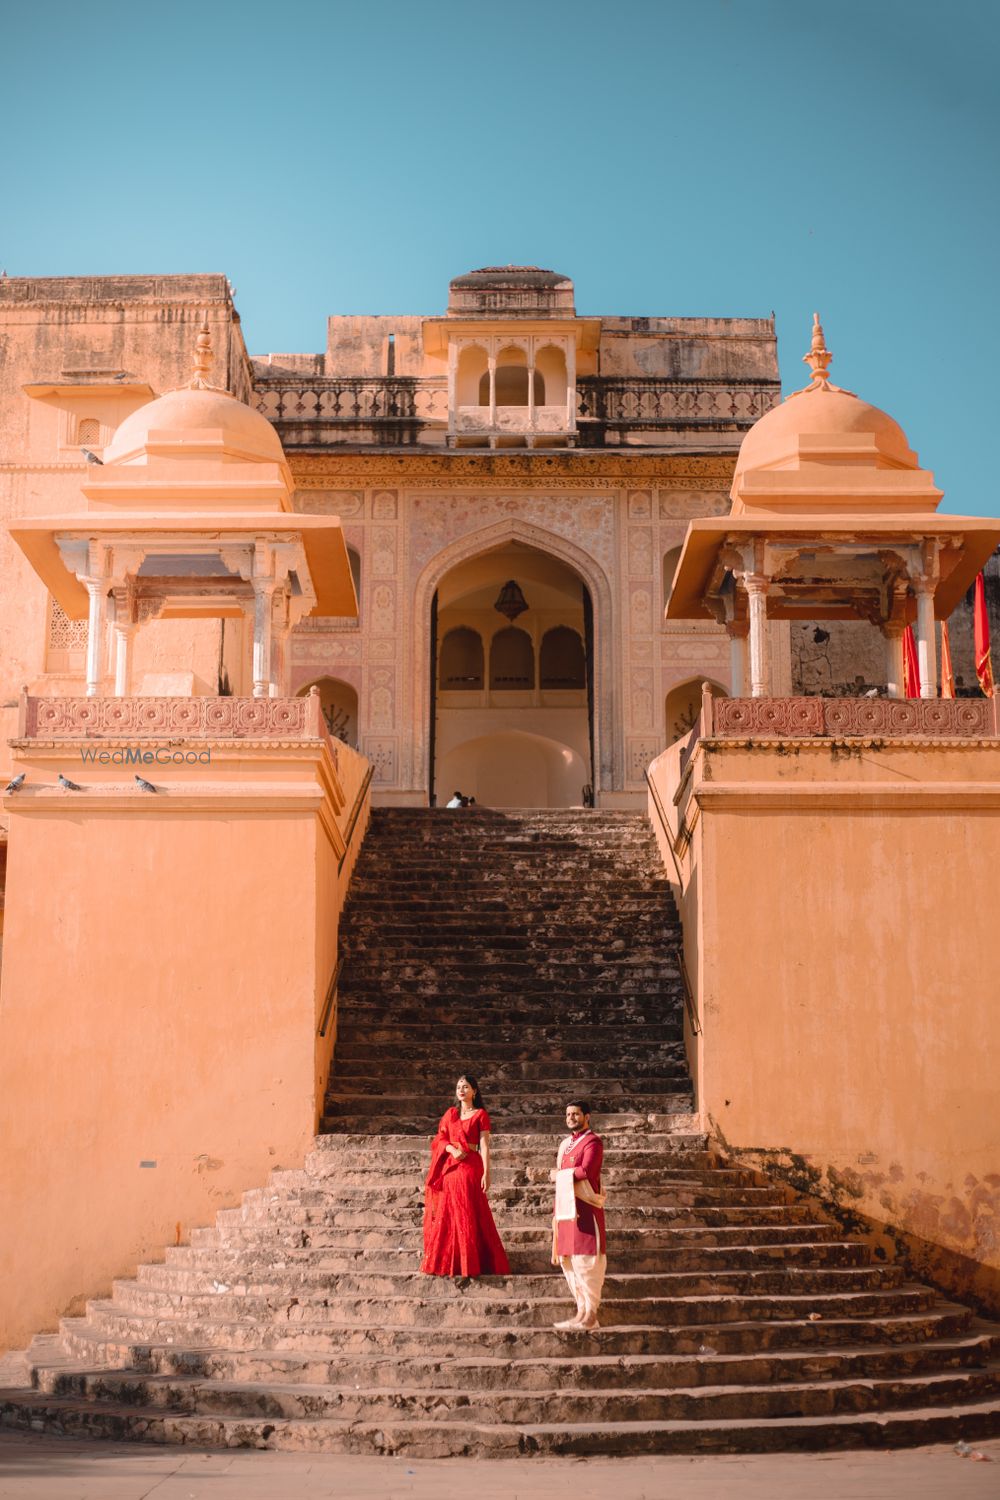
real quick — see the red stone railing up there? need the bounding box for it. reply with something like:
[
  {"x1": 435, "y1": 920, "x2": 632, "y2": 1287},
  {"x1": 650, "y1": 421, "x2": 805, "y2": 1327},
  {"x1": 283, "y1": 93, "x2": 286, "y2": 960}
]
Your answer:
[
  {"x1": 19, "y1": 695, "x2": 326, "y2": 740},
  {"x1": 711, "y1": 696, "x2": 998, "y2": 739}
]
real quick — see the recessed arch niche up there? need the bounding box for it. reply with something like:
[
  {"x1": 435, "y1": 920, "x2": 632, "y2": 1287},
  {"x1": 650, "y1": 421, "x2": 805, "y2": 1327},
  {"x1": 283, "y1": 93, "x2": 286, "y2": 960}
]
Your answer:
[
  {"x1": 664, "y1": 677, "x2": 727, "y2": 746},
  {"x1": 297, "y1": 676, "x2": 359, "y2": 747}
]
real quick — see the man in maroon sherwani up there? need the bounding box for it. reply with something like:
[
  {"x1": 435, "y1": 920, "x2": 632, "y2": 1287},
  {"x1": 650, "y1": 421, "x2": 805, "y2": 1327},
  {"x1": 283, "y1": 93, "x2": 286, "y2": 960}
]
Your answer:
[{"x1": 550, "y1": 1099, "x2": 606, "y2": 1330}]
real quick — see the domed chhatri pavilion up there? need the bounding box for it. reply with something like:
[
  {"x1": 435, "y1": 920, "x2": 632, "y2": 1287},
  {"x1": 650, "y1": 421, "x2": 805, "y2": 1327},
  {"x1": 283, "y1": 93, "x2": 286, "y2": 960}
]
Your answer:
[{"x1": 1, "y1": 270, "x2": 999, "y2": 1456}]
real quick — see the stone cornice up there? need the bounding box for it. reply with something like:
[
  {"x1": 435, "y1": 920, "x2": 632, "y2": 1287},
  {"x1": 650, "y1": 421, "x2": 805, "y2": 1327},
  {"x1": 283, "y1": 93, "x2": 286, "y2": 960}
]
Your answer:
[{"x1": 288, "y1": 453, "x2": 736, "y2": 487}]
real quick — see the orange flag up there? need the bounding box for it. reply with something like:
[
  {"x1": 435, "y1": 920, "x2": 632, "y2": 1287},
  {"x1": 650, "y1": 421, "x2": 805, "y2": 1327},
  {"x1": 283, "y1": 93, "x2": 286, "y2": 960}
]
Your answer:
[
  {"x1": 902, "y1": 625, "x2": 921, "y2": 698},
  {"x1": 974, "y1": 573, "x2": 994, "y2": 697},
  {"x1": 939, "y1": 619, "x2": 955, "y2": 698}
]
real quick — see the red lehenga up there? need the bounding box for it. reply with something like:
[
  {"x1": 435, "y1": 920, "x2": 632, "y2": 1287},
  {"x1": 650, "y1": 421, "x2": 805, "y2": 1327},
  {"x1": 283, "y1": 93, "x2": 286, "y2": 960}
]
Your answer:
[{"x1": 421, "y1": 1107, "x2": 510, "y2": 1276}]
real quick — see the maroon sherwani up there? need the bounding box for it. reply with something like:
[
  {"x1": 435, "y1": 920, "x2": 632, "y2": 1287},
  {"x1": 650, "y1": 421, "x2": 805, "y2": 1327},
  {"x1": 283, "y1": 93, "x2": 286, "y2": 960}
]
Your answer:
[{"x1": 556, "y1": 1128, "x2": 605, "y2": 1256}]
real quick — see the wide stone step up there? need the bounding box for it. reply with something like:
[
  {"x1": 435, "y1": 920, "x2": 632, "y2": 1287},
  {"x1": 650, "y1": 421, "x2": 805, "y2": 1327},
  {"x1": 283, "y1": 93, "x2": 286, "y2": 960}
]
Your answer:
[
  {"x1": 128, "y1": 1264, "x2": 898, "y2": 1303},
  {"x1": 32, "y1": 1331, "x2": 1000, "y2": 1395},
  {"x1": 60, "y1": 1305, "x2": 978, "y2": 1361},
  {"x1": 324, "y1": 1076, "x2": 691, "y2": 1100},
  {"x1": 245, "y1": 1183, "x2": 791, "y2": 1212},
  {"x1": 333, "y1": 1024, "x2": 685, "y2": 1047},
  {"x1": 7, "y1": 1386, "x2": 1000, "y2": 1456},
  {"x1": 329, "y1": 1051, "x2": 690, "y2": 1077},
  {"x1": 319, "y1": 1112, "x2": 695, "y2": 1135},
  {"x1": 307, "y1": 1130, "x2": 708, "y2": 1155},
  {"x1": 93, "y1": 1286, "x2": 939, "y2": 1330},
  {"x1": 147, "y1": 1241, "x2": 872, "y2": 1287},
  {"x1": 295, "y1": 1162, "x2": 749, "y2": 1187},
  {"x1": 26, "y1": 1362, "x2": 1000, "y2": 1429},
  {"x1": 321, "y1": 1096, "x2": 696, "y2": 1122}
]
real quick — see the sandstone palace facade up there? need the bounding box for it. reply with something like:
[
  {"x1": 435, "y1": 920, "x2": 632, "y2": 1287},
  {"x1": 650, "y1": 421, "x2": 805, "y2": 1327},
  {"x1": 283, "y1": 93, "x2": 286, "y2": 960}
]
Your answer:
[{"x1": 0, "y1": 266, "x2": 785, "y2": 807}]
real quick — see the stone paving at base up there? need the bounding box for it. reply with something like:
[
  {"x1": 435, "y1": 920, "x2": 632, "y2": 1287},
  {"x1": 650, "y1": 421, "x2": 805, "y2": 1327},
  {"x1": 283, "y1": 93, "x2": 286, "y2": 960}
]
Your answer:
[{"x1": 1, "y1": 1433, "x2": 999, "y2": 1500}]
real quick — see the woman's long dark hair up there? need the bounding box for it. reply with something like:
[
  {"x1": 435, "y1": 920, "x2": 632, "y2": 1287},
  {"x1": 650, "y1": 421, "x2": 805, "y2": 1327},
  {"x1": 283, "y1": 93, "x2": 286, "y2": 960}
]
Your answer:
[{"x1": 453, "y1": 1072, "x2": 484, "y2": 1111}]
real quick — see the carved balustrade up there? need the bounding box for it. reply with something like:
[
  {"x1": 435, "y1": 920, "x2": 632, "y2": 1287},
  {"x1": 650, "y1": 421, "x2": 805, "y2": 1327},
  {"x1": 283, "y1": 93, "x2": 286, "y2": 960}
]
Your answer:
[
  {"x1": 19, "y1": 695, "x2": 330, "y2": 742},
  {"x1": 710, "y1": 696, "x2": 997, "y2": 739}
]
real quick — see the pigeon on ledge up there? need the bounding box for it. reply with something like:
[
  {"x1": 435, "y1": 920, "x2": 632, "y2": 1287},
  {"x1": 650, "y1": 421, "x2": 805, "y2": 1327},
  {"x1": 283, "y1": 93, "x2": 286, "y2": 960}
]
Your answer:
[
  {"x1": 81, "y1": 449, "x2": 103, "y2": 465},
  {"x1": 135, "y1": 775, "x2": 159, "y2": 793},
  {"x1": 57, "y1": 773, "x2": 83, "y2": 790},
  {"x1": 4, "y1": 772, "x2": 25, "y2": 793}
]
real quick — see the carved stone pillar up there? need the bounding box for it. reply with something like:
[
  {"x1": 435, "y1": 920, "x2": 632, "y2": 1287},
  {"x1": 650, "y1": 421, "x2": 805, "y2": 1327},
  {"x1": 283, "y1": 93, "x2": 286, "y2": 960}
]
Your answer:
[
  {"x1": 527, "y1": 344, "x2": 536, "y2": 431},
  {"x1": 725, "y1": 620, "x2": 749, "y2": 697},
  {"x1": 565, "y1": 339, "x2": 576, "y2": 436},
  {"x1": 82, "y1": 577, "x2": 107, "y2": 698},
  {"x1": 743, "y1": 574, "x2": 771, "y2": 698},
  {"x1": 488, "y1": 353, "x2": 497, "y2": 428},
  {"x1": 915, "y1": 579, "x2": 938, "y2": 698},
  {"x1": 252, "y1": 579, "x2": 277, "y2": 698},
  {"x1": 110, "y1": 581, "x2": 138, "y2": 697},
  {"x1": 883, "y1": 621, "x2": 905, "y2": 699}
]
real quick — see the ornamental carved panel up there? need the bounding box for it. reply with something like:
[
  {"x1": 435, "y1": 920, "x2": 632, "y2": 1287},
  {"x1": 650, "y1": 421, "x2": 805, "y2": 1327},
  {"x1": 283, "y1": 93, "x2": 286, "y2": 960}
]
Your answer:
[
  {"x1": 25, "y1": 696, "x2": 313, "y2": 739},
  {"x1": 713, "y1": 696, "x2": 993, "y2": 739}
]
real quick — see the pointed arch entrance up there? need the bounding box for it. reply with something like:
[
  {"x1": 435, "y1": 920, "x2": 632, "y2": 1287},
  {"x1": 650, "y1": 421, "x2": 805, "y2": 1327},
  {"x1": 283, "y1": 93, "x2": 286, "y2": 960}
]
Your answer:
[{"x1": 413, "y1": 525, "x2": 614, "y2": 807}]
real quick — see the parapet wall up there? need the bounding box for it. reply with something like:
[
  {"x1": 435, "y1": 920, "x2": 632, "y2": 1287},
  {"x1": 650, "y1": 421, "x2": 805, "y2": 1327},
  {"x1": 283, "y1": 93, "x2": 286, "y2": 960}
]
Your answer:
[
  {"x1": 649, "y1": 704, "x2": 1000, "y2": 1312},
  {"x1": 0, "y1": 702, "x2": 371, "y2": 1352}
]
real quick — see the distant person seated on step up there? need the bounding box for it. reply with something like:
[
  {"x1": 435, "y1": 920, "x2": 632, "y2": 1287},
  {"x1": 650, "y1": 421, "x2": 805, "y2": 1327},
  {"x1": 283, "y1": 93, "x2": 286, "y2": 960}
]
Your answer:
[{"x1": 445, "y1": 790, "x2": 465, "y2": 808}]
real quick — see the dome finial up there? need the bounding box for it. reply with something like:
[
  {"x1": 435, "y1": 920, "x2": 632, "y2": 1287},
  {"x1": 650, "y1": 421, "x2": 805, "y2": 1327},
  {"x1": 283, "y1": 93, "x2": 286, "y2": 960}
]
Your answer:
[
  {"x1": 189, "y1": 320, "x2": 215, "y2": 389},
  {"x1": 789, "y1": 311, "x2": 854, "y2": 400}
]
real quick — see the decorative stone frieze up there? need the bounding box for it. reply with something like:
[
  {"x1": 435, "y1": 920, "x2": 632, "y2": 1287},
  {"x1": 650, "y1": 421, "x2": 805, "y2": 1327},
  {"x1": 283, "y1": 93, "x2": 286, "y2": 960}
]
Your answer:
[{"x1": 713, "y1": 696, "x2": 995, "y2": 739}]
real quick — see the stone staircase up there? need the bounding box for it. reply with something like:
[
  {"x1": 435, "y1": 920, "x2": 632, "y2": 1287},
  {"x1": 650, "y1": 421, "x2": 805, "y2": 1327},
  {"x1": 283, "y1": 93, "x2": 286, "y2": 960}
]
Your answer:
[{"x1": 2, "y1": 807, "x2": 1000, "y2": 1455}]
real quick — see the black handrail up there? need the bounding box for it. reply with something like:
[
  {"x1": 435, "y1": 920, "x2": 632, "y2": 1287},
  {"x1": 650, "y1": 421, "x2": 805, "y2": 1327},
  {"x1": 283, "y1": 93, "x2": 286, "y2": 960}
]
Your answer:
[
  {"x1": 674, "y1": 945, "x2": 702, "y2": 1037},
  {"x1": 643, "y1": 766, "x2": 684, "y2": 886},
  {"x1": 337, "y1": 764, "x2": 374, "y2": 876},
  {"x1": 318, "y1": 956, "x2": 344, "y2": 1040}
]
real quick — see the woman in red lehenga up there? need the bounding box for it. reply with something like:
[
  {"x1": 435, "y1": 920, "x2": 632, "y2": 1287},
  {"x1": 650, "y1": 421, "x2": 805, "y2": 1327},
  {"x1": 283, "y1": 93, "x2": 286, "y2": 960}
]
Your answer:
[{"x1": 421, "y1": 1074, "x2": 510, "y2": 1277}]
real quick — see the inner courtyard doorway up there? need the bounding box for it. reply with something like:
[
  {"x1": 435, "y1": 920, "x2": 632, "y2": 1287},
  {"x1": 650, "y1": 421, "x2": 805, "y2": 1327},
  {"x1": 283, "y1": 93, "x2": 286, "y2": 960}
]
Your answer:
[{"x1": 429, "y1": 541, "x2": 594, "y2": 807}]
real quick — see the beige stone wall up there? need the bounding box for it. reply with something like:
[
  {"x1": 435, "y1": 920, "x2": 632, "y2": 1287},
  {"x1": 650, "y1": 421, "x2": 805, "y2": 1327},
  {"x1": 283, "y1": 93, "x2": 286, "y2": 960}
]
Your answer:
[
  {"x1": 286, "y1": 459, "x2": 740, "y2": 804},
  {"x1": 650, "y1": 735, "x2": 1000, "y2": 1311},
  {"x1": 0, "y1": 277, "x2": 253, "y2": 783}
]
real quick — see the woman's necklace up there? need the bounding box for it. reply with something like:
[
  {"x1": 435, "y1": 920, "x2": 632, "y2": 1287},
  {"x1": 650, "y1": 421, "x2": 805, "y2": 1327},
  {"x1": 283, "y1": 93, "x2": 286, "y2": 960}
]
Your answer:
[{"x1": 459, "y1": 1106, "x2": 476, "y2": 1118}]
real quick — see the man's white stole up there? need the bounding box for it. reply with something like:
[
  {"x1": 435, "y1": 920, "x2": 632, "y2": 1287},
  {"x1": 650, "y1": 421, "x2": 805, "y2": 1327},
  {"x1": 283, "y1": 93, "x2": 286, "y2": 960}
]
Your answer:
[{"x1": 554, "y1": 1129, "x2": 605, "y2": 1221}]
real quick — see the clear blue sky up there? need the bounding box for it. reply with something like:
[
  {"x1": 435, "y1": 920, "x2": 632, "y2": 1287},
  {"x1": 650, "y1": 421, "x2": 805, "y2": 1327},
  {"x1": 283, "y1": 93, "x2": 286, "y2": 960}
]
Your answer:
[{"x1": 4, "y1": 0, "x2": 997, "y2": 514}]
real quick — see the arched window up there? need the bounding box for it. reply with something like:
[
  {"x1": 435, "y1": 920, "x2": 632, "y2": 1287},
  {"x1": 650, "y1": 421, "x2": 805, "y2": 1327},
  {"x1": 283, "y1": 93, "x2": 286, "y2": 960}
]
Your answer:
[
  {"x1": 540, "y1": 626, "x2": 586, "y2": 688},
  {"x1": 78, "y1": 417, "x2": 100, "y2": 447},
  {"x1": 457, "y1": 345, "x2": 489, "y2": 406},
  {"x1": 480, "y1": 346, "x2": 543, "y2": 408},
  {"x1": 490, "y1": 626, "x2": 534, "y2": 689},
  {"x1": 440, "y1": 627, "x2": 484, "y2": 689},
  {"x1": 298, "y1": 677, "x2": 359, "y2": 747},
  {"x1": 662, "y1": 545, "x2": 683, "y2": 605},
  {"x1": 534, "y1": 345, "x2": 568, "y2": 406}
]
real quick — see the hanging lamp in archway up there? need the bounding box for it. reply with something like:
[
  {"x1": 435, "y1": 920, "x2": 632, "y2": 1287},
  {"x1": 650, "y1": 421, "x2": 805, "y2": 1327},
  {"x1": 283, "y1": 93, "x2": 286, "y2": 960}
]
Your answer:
[{"x1": 494, "y1": 579, "x2": 528, "y2": 621}]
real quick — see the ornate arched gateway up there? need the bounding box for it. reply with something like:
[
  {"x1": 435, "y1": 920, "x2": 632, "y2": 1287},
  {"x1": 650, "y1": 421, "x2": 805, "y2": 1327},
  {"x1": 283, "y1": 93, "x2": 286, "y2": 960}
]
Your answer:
[{"x1": 408, "y1": 519, "x2": 620, "y2": 804}]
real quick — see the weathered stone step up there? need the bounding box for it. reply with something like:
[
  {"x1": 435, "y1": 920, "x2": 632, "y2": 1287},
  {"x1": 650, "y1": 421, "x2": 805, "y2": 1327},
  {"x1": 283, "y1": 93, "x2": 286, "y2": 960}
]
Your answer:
[
  {"x1": 307, "y1": 1130, "x2": 708, "y2": 1155},
  {"x1": 60, "y1": 1306, "x2": 978, "y2": 1362},
  {"x1": 96, "y1": 1286, "x2": 939, "y2": 1330},
  {"x1": 330, "y1": 1049, "x2": 690, "y2": 1076},
  {"x1": 27, "y1": 1363, "x2": 1000, "y2": 1427},
  {"x1": 324, "y1": 1077, "x2": 691, "y2": 1100},
  {"x1": 149, "y1": 1241, "x2": 871, "y2": 1286},
  {"x1": 319, "y1": 1111, "x2": 695, "y2": 1136},
  {"x1": 243, "y1": 1183, "x2": 791, "y2": 1212},
  {"x1": 322, "y1": 1094, "x2": 696, "y2": 1120},
  {"x1": 7, "y1": 1387, "x2": 1000, "y2": 1455},
  {"x1": 295, "y1": 1162, "x2": 748, "y2": 1187},
  {"x1": 333, "y1": 1024, "x2": 685, "y2": 1047},
  {"x1": 130, "y1": 1263, "x2": 897, "y2": 1302},
  {"x1": 47, "y1": 1332, "x2": 999, "y2": 1394}
]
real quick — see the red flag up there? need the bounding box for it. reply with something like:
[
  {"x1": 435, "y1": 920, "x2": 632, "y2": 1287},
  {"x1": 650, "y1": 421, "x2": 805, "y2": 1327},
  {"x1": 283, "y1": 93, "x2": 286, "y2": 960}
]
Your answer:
[
  {"x1": 939, "y1": 620, "x2": 955, "y2": 698},
  {"x1": 902, "y1": 625, "x2": 921, "y2": 698},
  {"x1": 974, "y1": 572, "x2": 994, "y2": 698}
]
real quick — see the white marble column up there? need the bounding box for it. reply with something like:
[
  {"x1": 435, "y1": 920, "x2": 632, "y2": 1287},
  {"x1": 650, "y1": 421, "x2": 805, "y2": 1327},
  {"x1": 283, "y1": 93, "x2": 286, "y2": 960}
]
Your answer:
[
  {"x1": 743, "y1": 574, "x2": 771, "y2": 698},
  {"x1": 565, "y1": 340, "x2": 576, "y2": 436},
  {"x1": 527, "y1": 344, "x2": 536, "y2": 435},
  {"x1": 83, "y1": 578, "x2": 106, "y2": 697},
  {"x1": 726, "y1": 623, "x2": 749, "y2": 697},
  {"x1": 112, "y1": 621, "x2": 135, "y2": 696},
  {"x1": 883, "y1": 623, "x2": 905, "y2": 699},
  {"x1": 252, "y1": 579, "x2": 277, "y2": 698},
  {"x1": 915, "y1": 580, "x2": 938, "y2": 698},
  {"x1": 488, "y1": 352, "x2": 497, "y2": 428}
]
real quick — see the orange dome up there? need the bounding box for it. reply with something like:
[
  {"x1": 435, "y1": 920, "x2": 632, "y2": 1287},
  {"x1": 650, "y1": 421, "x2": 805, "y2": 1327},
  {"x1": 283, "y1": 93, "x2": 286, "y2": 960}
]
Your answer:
[
  {"x1": 734, "y1": 384, "x2": 917, "y2": 478},
  {"x1": 734, "y1": 314, "x2": 918, "y2": 486},
  {"x1": 104, "y1": 323, "x2": 285, "y2": 468},
  {"x1": 104, "y1": 384, "x2": 285, "y2": 466}
]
